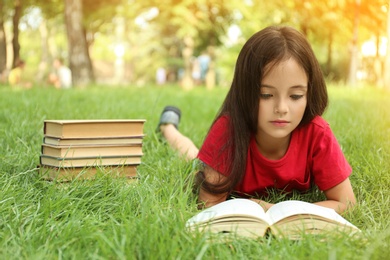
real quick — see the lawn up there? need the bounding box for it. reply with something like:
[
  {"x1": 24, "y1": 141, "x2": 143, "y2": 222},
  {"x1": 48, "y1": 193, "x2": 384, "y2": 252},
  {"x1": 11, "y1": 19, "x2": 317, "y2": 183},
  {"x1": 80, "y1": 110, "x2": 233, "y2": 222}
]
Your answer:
[{"x1": 0, "y1": 84, "x2": 389, "y2": 259}]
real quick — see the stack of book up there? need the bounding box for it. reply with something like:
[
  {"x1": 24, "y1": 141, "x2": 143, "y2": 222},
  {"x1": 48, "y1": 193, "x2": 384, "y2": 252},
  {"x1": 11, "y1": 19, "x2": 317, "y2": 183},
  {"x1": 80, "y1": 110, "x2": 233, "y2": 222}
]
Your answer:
[{"x1": 39, "y1": 119, "x2": 146, "y2": 181}]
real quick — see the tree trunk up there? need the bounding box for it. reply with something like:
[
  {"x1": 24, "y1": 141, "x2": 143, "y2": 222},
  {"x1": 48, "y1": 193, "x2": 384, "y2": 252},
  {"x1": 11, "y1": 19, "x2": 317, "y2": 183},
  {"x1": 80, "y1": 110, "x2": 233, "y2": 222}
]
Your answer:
[
  {"x1": 0, "y1": 0, "x2": 7, "y2": 75},
  {"x1": 37, "y1": 19, "x2": 50, "y2": 82},
  {"x1": 326, "y1": 32, "x2": 333, "y2": 78},
  {"x1": 83, "y1": 28, "x2": 94, "y2": 81},
  {"x1": 114, "y1": 16, "x2": 125, "y2": 84},
  {"x1": 384, "y1": 0, "x2": 390, "y2": 89},
  {"x1": 12, "y1": 0, "x2": 22, "y2": 68},
  {"x1": 347, "y1": 0, "x2": 360, "y2": 87},
  {"x1": 64, "y1": 0, "x2": 94, "y2": 86},
  {"x1": 181, "y1": 36, "x2": 194, "y2": 90},
  {"x1": 374, "y1": 34, "x2": 382, "y2": 87},
  {"x1": 205, "y1": 46, "x2": 215, "y2": 90}
]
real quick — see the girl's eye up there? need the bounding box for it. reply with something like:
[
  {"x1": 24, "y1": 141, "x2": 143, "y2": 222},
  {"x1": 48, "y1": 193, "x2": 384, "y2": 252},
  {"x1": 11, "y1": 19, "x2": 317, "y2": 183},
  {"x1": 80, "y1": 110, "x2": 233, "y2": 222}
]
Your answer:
[
  {"x1": 260, "y1": 94, "x2": 273, "y2": 99},
  {"x1": 290, "y1": 95, "x2": 304, "y2": 100}
]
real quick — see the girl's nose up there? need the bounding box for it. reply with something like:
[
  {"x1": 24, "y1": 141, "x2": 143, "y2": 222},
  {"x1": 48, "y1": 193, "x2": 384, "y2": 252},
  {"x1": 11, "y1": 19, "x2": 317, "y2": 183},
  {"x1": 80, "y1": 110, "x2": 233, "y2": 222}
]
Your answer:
[{"x1": 274, "y1": 98, "x2": 288, "y2": 114}]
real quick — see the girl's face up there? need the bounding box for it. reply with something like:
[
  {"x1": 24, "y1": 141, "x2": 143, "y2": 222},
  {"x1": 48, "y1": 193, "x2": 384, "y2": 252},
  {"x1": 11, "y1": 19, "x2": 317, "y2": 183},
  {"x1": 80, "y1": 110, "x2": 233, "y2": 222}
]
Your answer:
[{"x1": 257, "y1": 58, "x2": 308, "y2": 143}]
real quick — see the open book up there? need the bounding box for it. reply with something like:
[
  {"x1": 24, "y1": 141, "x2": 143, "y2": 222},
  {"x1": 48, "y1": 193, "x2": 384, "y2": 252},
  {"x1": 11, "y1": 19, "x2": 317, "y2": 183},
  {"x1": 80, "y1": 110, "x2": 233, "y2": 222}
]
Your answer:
[{"x1": 186, "y1": 199, "x2": 360, "y2": 240}]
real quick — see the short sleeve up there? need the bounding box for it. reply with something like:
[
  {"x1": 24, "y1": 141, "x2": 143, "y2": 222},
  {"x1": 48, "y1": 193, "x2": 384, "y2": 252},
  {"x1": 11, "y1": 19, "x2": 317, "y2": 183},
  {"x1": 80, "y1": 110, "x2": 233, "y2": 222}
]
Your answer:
[
  {"x1": 197, "y1": 116, "x2": 230, "y2": 175},
  {"x1": 311, "y1": 124, "x2": 352, "y2": 191}
]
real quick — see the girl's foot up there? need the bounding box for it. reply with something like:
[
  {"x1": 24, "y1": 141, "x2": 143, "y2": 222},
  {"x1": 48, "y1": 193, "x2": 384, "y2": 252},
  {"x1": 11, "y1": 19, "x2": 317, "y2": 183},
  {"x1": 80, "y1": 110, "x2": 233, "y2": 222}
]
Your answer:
[{"x1": 157, "y1": 106, "x2": 181, "y2": 131}]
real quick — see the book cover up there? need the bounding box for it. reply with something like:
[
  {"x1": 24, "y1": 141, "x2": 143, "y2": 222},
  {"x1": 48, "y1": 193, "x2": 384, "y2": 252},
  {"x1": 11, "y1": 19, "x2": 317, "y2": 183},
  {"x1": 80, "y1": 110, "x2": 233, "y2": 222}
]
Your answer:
[
  {"x1": 44, "y1": 119, "x2": 146, "y2": 139},
  {"x1": 41, "y1": 144, "x2": 143, "y2": 158},
  {"x1": 39, "y1": 164, "x2": 139, "y2": 181},
  {"x1": 40, "y1": 154, "x2": 142, "y2": 167},
  {"x1": 43, "y1": 136, "x2": 144, "y2": 146}
]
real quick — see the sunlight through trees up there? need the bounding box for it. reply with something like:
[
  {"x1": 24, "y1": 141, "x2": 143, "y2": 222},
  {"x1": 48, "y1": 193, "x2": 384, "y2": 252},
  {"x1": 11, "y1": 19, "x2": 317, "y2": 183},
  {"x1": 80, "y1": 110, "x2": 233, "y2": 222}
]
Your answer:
[{"x1": 0, "y1": 0, "x2": 389, "y2": 89}]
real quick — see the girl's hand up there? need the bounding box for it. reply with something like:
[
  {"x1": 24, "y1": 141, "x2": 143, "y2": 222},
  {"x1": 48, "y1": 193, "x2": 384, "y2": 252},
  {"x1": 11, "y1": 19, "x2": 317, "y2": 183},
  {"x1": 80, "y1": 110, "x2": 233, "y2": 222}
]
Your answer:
[
  {"x1": 315, "y1": 178, "x2": 356, "y2": 214},
  {"x1": 197, "y1": 165, "x2": 229, "y2": 209}
]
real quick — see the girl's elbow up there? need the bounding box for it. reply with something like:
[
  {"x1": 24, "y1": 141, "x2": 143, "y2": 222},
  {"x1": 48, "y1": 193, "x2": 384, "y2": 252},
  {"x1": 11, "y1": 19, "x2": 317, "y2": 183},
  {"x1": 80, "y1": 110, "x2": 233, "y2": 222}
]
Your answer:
[{"x1": 345, "y1": 196, "x2": 357, "y2": 210}]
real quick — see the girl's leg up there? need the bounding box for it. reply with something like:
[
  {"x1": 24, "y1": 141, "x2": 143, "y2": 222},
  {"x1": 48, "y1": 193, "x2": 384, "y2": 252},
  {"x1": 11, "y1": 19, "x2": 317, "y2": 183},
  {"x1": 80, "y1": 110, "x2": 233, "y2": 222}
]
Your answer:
[
  {"x1": 160, "y1": 124, "x2": 199, "y2": 161},
  {"x1": 158, "y1": 106, "x2": 199, "y2": 161}
]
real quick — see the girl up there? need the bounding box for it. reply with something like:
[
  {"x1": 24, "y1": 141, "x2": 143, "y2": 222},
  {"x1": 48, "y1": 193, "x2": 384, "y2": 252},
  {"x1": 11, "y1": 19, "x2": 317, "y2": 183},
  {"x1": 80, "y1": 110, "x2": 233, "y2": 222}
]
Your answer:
[{"x1": 158, "y1": 26, "x2": 356, "y2": 214}]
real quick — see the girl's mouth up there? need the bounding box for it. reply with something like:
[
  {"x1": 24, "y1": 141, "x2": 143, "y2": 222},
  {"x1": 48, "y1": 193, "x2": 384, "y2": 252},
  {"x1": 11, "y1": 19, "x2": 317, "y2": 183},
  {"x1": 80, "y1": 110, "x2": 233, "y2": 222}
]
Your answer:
[{"x1": 271, "y1": 120, "x2": 289, "y2": 127}]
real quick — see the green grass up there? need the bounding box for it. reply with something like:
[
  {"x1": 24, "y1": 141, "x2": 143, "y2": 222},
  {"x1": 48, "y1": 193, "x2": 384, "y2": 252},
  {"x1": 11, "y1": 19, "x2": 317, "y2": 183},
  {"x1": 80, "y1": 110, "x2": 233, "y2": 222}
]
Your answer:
[{"x1": 0, "y1": 84, "x2": 389, "y2": 259}]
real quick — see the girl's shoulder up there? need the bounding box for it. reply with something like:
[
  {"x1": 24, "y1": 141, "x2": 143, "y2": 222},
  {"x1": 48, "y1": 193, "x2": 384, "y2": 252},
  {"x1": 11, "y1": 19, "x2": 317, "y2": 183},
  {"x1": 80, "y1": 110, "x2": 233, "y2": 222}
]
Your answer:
[
  {"x1": 296, "y1": 116, "x2": 331, "y2": 137},
  {"x1": 309, "y1": 116, "x2": 330, "y2": 129},
  {"x1": 296, "y1": 116, "x2": 337, "y2": 145},
  {"x1": 212, "y1": 115, "x2": 230, "y2": 129},
  {"x1": 205, "y1": 115, "x2": 230, "y2": 139}
]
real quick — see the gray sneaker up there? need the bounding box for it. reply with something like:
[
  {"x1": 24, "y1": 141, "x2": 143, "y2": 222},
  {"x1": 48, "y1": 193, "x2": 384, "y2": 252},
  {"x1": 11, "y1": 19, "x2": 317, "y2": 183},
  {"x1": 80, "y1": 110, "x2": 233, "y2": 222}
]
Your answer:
[{"x1": 157, "y1": 106, "x2": 181, "y2": 131}]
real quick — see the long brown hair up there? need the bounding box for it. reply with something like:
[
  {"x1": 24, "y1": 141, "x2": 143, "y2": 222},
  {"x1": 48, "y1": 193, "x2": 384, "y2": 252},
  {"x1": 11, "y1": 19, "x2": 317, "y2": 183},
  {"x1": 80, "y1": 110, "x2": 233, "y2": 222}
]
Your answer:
[{"x1": 199, "y1": 25, "x2": 328, "y2": 194}]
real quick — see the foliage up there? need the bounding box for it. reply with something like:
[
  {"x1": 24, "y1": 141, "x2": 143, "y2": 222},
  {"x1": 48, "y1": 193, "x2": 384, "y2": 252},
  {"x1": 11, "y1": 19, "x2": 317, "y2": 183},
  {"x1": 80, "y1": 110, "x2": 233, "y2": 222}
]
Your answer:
[
  {"x1": 153, "y1": 0, "x2": 234, "y2": 49},
  {"x1": 30, "y1": 0, "x2": 64, "y2": 20},
  {"x1": 2, "y1": 0, "x2": 390, "y2": 85},
  {"x1": 0, "y1": 84, "x2": 389, "y2": 258}
]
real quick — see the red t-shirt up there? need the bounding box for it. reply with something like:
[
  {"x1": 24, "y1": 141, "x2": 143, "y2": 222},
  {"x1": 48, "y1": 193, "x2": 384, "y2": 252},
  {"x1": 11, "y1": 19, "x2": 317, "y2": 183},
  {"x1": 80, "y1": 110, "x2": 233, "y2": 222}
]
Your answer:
[{"x1": 197, "y1": 115, "x2": 352, "y2": 196}]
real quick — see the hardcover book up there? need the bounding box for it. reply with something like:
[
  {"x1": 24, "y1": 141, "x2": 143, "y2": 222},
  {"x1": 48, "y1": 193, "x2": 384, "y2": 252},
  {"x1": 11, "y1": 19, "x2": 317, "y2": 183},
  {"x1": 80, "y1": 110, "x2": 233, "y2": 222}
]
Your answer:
[
  {"x1": 43, "y1": 136, "x2": 144, "y2": 146},
  {"x1": 41, "y1": 144, "x2": 143, "y2": 158},
  {"x1": 40, "y1": 154, "x2": 142, "y2": 168},
  {"x1": 43, "y1": 119, "x2": 146, "y2": 139},
  {"x1": 39, "y1": 165, "x2": 139, "y2": 181}
]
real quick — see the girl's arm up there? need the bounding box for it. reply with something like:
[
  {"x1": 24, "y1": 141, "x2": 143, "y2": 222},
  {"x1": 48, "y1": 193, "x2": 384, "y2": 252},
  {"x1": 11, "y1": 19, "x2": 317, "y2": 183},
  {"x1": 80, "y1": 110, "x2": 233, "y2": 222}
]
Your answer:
[
  {"x1": 198, "y1": 168, "x2": 356, "y2": 213},
  {"x1": 314, "y1": 178, "x2": 356, "y2": 214},
  {"x1": 197, "y1": 166, "x2": 274, "y2": 210},
  {"x1": 251, "y1": 178, "x2": 356, "y2": 213},
  {"x1": 198, "y1": 165, "x2": 229, "y2": 208}
]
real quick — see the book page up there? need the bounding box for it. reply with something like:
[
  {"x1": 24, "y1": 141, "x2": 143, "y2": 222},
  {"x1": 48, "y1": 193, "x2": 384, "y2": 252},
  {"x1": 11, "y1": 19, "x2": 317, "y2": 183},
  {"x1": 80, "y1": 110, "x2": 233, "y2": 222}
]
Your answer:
[
  {"x1": 266, "y1": 200, "x2": 357, "y2": 229},
  {"x1": 186, "y1": 199, "x2": 269, "y2": 227}
]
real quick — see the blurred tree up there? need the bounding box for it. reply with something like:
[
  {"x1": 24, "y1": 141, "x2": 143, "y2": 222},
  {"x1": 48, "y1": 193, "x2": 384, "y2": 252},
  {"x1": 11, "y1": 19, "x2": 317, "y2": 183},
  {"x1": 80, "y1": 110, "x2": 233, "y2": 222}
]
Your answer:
[
  {"x1": 5, "y1": 0, "x2": 388, "y2": 87},
  {"x1": 152, "y1": 0, "x2": 234, "y2": 89},
  {"x1": 358, "y1": 0, "x2": 387, "y2": 86},
  {"x1": 82, "y1": 0, "x2": 122, "y2": 46},
  {"x1": 11, "y1": 0, "x2": 22, "y2": 68},
  {"x1": 153, "y1": 0, "x2": 198, "y2": 89},
  {"x1": 30, "y1": 0, "x2": 67, "y2": 82},
  {"x1": 232, "y1": 0, "x2": 272, "y2": 37},
  {"x1": 347, "y1": 0, "x2": 360, "y2": 87},
  {"x1": 385, "y1": 0, "x2": 390, "y2": 89},
  {"x1": 35, "y1": 0, "x2": 123, "y2": 86},
  {"x1": 342, "y1": 0, "x2": 388, "y2": 86},
  {"x1": 0, "y1": 0, "x2": 45, "y2": 80},
  {"x1": 64, "y1": 0, "x2": 94, "y2": 86},
  {"x1": 236, "y1": 0, "x2": 388, "y2": 84},
  {"x1": 111, "y1": 2, "x2": 156, "y2": 85},
  {"x1": 4, "y1": 0, "x2": 37, "y2": 68},
  {"x1": 36, "y1": 18, "x2": 51, "y2": 82},
  {"x1": 308, "y1": 1, "x2": 352, "y2": 81},
  {"x1": 270, "y1": 0, "x2": 352, "y2": 80},
  {"x1": 237, "y1": 0, "x2": 350, "y2": 78},
  {"x1": 0, "y1": 0, "x2": 7, "y2": 75}
]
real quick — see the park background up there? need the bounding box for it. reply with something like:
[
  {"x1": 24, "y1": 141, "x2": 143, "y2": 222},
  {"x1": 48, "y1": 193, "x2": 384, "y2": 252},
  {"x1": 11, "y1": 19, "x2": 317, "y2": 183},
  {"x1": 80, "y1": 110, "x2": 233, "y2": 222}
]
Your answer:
[
  {"x1": 0, "y1": 0, "x2": 390, "y2": 259},
  {"x1": 1, "y1": 0, "x2": 390, "y2": 89}
]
